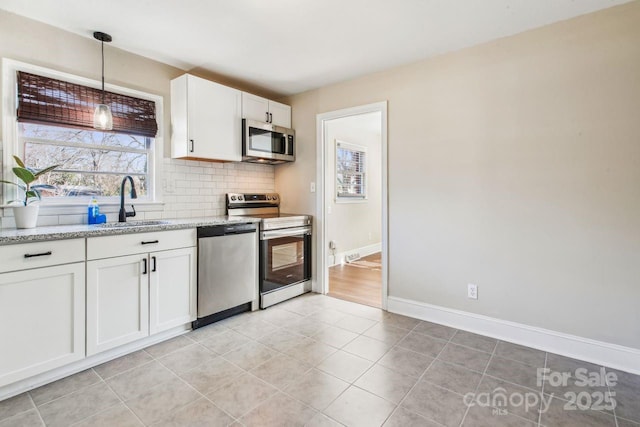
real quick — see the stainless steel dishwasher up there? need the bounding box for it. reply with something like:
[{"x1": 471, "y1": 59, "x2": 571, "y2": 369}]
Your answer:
[{"x1": 194, "y1": 222, "x2": 258, "y2": 328}]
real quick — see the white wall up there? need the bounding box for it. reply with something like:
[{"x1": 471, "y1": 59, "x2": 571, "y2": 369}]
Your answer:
[
  {"x1": 0, "y1": 10, "x2": 276, "y2": 228},
  {"x1": 276, "y1": 2, "x2": 640, "y2": 350},
  {"x1": 325, "y1": 112, "x2": 382, "y2": 263}
]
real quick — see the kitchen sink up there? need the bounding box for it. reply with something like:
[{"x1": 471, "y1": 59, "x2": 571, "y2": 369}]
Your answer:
[{"x1": 96, "y1": 220, "x2": 170, "y2": 228}]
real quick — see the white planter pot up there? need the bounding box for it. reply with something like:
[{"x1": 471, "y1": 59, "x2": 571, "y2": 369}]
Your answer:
[{"x1": 13, "y1": 205, "x2": 40, "y2": 229}]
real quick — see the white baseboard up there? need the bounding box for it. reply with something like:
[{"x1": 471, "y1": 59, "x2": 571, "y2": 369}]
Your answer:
[
  {"x1": 387, "y1": 296, "x2": 640, "y2": 375},
  {"x1": 0, "y1": 324, "x2": 190, "y2": 401},
  {"x1": 330, "y1": 242, "x2": 381, "y2": 267}
]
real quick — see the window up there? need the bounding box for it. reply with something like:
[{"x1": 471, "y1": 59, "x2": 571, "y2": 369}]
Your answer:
[
  {"x1": 20, "y1": 123, "x2": 151, "y2": 198},
  {"x1": 4, "y1": 66, "x2": 160, "y2": 202},
  {"x1": 336, "y1": 140, "x2": 367, "y2": 200}
]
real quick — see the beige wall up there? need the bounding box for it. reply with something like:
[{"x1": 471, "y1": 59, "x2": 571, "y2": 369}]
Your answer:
[
  {"x1": 325, "y1": 113, "x2": 382, "y2": 262},
  {"x1": 0, "y1": 10, "x2": 277, "y2": 226},
  {"x1": 276, "y1": 2, "x2": 640, "y2": 349}
]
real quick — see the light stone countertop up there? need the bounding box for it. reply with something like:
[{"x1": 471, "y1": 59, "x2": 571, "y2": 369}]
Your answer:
[{"x1": 0, "y1": 216, "x2": 260, "y2": 245}]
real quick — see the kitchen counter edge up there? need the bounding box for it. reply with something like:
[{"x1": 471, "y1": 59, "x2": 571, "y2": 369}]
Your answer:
[{"x1": 0, "y1": 217, "x2": 261, "y2": 245}]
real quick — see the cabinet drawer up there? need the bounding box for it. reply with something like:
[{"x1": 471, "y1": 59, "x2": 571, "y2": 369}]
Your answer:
[
  {"x1": 0, "y1": 239, "x2": 85, "y2": 274},
  {"x1": 87, "y1": 229, "x2": 196, "y2": 260}
]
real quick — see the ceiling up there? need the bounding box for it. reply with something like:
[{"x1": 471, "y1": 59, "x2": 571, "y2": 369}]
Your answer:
[{"x1": 0, "y1": 0, "x2": 630, "y2": 96}]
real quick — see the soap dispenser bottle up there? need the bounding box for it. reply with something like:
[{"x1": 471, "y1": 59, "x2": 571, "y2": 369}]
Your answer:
[{"x1": 88, "y1": 198, "x2": 100, "y2": 224}]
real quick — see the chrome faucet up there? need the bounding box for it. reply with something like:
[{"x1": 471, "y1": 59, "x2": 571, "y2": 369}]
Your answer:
[{"x1": 119, "y1": 176, "x2": 137, "y2": 222}]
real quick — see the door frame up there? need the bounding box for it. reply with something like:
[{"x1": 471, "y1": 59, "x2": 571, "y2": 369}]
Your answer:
[{"x1": 315, "y1": 101, "x2": 389, "y2": 310}]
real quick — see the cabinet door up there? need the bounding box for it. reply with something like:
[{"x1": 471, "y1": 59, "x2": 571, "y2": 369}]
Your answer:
[
  {"x1": 268, "y1": 100, "x2": 292, "y2": 128},
  {"x1": 149, "y1": 247, "x2": 197, "y2": 335},
  {"x1": 87, "y1": 255, "x2": 149, "y2": 356},
  {"x1": 188, "y1": 75, "x2": 242, "y2": 161},
  {"x1": 0, "y1": 263, "x2": 85, "y2": 387},
  {"x1": 242, "y1": 92, "x2": 270, "y2": 123}
]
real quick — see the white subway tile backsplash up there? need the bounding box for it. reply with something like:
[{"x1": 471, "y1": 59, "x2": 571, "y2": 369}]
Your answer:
[{"x1": 0, "y1": 159, "x2": 275, "y2": 228}]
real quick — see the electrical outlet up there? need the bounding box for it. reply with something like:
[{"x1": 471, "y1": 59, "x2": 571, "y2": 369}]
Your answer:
[
  {"x1": 467, "y1": 283, "x2": 478, "y2": 300},
  {"x1": 310, "y1": 182, "x2": 316, "y2": 193}
]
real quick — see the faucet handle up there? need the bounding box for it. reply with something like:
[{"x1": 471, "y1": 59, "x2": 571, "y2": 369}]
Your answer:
[{"x1": 126, "y1": 205, "x2": 136, "y2": 218}]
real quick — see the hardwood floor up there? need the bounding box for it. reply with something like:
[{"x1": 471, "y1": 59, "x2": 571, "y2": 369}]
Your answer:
[{"x1": 328, "y1": 252, "x2": 382, "y2": 308}]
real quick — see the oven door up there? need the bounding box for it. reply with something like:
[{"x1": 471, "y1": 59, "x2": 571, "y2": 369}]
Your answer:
[{"x1": 260, "y1": 226, "x2": 311, "y2": 293}]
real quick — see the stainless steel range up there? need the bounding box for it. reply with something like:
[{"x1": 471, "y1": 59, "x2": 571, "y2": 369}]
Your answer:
[{"x1": 227, "y1": 193, "x2": 312, "y2": 308}]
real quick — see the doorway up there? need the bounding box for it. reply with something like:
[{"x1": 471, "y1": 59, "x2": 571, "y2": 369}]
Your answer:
[{"x1": 315, "y1": 102, "x2": 388, "y2": 309}]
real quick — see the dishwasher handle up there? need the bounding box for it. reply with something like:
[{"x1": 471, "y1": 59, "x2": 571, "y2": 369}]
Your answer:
[{"x1": 197, "y1": 223, "x2": 257, "y2": 238}]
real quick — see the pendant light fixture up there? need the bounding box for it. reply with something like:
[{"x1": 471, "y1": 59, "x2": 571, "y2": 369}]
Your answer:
[{"x1": 93, "y1": 31, "x2": 113, "y2": 130}]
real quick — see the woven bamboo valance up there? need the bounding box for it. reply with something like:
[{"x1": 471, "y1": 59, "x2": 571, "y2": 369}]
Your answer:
[{"x1": 17, "y1": 71, "x2": 158, "y2": 137}]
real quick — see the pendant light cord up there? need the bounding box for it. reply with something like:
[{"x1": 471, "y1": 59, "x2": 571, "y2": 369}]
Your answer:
[{"x1": 101, "y1": 39, "x2": 105, "y2": 104}]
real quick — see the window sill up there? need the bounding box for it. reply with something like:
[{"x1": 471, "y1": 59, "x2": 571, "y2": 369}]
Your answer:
[{"x1": 1, "y1": 200, "x2": 165, "y2": 216}]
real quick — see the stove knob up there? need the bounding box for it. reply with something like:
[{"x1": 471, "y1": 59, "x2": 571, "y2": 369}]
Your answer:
[
  {"x1": 266, "y1": 195, "x2": 271, "y2": 200},
  {"x1": 272, "y1": 195, "x2": 278, "y2": 200},
  {"x1": 230, "y1": 196, "x2": 236, "y2": 201},
  {"x1": 238, "y1": 195, "x2": 244, "y2": 201}
]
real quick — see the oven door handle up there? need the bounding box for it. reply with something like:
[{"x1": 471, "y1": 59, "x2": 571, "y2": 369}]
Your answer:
[{"x1": 261, "y1": 227, "x2": 311, "y2": 240}]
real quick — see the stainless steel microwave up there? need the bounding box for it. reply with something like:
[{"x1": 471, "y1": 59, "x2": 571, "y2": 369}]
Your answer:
[{"x1": 242, "y1": 119, "x2": 295, "y2": 164}]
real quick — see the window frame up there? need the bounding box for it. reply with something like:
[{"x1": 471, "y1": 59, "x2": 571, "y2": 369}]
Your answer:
[
  {"x1": 2, "y1": 59, "x2": 164, "y2": 208},
  {"x1": 335, "y1": 139, "x2": 368, "y2": 203}
]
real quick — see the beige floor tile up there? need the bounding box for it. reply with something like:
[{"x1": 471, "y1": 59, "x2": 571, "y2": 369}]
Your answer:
[
  {"x1": 207, "y1": 373, "x2": 277, "y2": 418},
  {"x1": 150, "y1": 398, "x2": 233, "y2": 427},
  {"x1": 312, "y1": 325, "x2": 359, "y2": 348},
  {"x1": 286, "y1": 318, "x2": 330, "y2": 337},
  {"x1": 402, "y1": 381, "x2": 467, "y2": 427},
  {"x1": 285, "y1": 339, "x2": 337, "y2": 365},
  {"x1": 383, "y1": 407, "x2": 439, "y2": 426},
  {"x1": 199, "y1": 329, "x2": 251, "y2": 355},
  {"x1": 422, "y1": 360, "x2": 482, "y2": 395},
  {"x1": 476, "y1": 375, "x2": 542, "y2": 422},
  {"x1": 317, "y1": 350, "x2": 373, "y2": 383},
  {"x1": 38, "y1": 382, "x2": 120, "y2": 427},
  {"x1": 144, "y1": 335, "x2": 193, "y2": 358},
  {"x1": 363, "y1": 323, "x2": 410, "y2": 345},
  {"x1": 495, "y1": 341, "x2": 546, "y2": 367},
  {"x1": 158, "y1": 343, "x2": 215, "y2": 374},
  {"x1": 0, "y1": 409, "x2": 43, "y2": 427},
  {"x1": 222, "y1": 341, "x2": 278, "y2": 370},
  {"x1": 340, "y1": 303, "x2": 385, "y2": 322},
  {"x1": 94, "y1": 350, "x2": 153, "y2": 380},
  {"x1": 30, "y1": 369, "x2": 101, "y2": 406},
  {"x1": 486, "y1": 356, "x2": 542, "y2": 391},
  {"x1": 232, "y1": 319, "x2": 280, "y2": 340},
  {"x1": 539, "y1": 396, "x2": 616, "y2": 427},
  {"x1": 334, "y1": 314, "x2": 377, "y2": 334},
  {"x1": 379, "y1": 312, "x2": 421, "y2": 330},
  {"x1": 72, "y1": 402, "x2": 142, "y2": 427},
  {"x1": 187, "y1": 322, "x2": 229, "y2": 342},
  {"x1": 284, "y1": 369, "x2": 349, "y2": 410},
  {"x1": 250, "y1": 354, "x2": 313, "y2": 389},
  {"x1": 463, "y1": 404, "x2": 537, "y2": 426},
  {"x1": 355, "y1": 364, "x2": 417, "y2": 404},
  {"x1": 397, "y1": 331, "x2": 447, "y2": 358},
  {"x1": 240, "y1": 392, "x2": 317, "y2": 426},
  {"x1": 305, "y1": 308, "x2": 348, "y2": 325},
  {"x1": 414, "y1": 321, "x2": 457, "y2": 341},
  {"x1": 258, "y1": 307, "x2": 306, "y2": 325},
  {"x1": 437, "y1": 342, "x2": 492, "y2": 373},
  {"x1": 179, "y1": 357, "x2": 244, "y2": 395},
  {"x1": 257, "y1": 329, "x2": 310, "y2": 352},
  {"x1": 107, "y1": 361, "x2": 175, "y2": 401},
  {"x1": 125, "y1": 376, "x2": 201, "y2": 425},
  {"x1": 305, "y1": 412, "x2": 343, "y2": 427},
  {"x1": 378, "y1": 347, "x2": 434, "y2": 378},
  {"x1": 0, "y1": 393, "x2": 33, "y2": 421},
  {"x1": 324, "y1": 386, "x2": 396, "y2": 427},
  {"x1": 343, "y1": 335, "x2": 393, "y2": 361},
  {"x1": 450, "y1": 330, "x2": 497, "y2": 353}
]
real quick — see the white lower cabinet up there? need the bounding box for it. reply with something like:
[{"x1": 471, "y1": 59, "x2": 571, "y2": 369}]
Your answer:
[
  {"x1": 86, "y1": 230, "x2": 197, "y2": 356},
  {"x1": 0, "y1": 262, "x2": 85, "y2": 388}
]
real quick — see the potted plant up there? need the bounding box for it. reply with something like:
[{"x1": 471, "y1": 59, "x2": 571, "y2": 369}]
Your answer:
[{"x1": 1, "y1": 155, "x2": 59, "y2": 229}]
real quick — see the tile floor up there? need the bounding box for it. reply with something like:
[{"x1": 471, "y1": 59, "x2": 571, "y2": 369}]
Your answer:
[{"x1": 1, "y1": 293, "x2": 639, "y2": 426}]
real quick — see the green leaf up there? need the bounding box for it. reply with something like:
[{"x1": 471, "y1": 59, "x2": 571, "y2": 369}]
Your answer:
[
  {"x1": 33, "y1": 164, "x2": 59, "y2": 178},
  {"x1": 12, "y1": 155, "x2": 25, "y2": 168},
  {"x1": 12, "y1": 167, "x2": 35, "y2": 185},
  {"x1": 25, "y1": 189, "x2": 41, "y2": 204}
]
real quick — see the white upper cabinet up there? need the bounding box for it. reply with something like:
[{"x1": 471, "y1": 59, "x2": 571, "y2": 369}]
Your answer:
[
  {"x1": 241, "y1": 92, "x2": 291, "y2": 128},
  {"x1": 171, "y1": 74, "x2": 242, "y2": 161}
]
